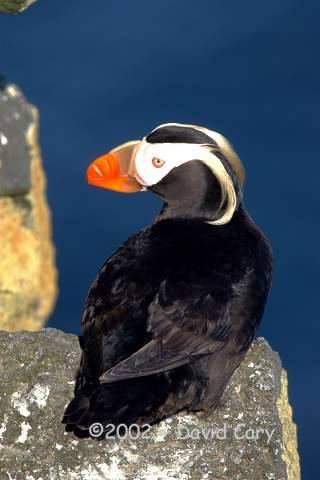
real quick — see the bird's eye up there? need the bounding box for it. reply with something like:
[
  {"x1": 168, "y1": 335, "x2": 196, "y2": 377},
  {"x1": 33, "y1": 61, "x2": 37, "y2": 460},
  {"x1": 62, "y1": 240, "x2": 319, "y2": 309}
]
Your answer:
[{"x1": 152, "y1": 157, "x2": 166, "y2": 168}]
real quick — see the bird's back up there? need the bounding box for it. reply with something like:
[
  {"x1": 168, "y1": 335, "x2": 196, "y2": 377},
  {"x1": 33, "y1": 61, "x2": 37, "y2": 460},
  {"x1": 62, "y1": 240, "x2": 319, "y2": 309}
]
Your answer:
[{"x1": 63, "y1": 208, "x2": 272, "y2": 433}]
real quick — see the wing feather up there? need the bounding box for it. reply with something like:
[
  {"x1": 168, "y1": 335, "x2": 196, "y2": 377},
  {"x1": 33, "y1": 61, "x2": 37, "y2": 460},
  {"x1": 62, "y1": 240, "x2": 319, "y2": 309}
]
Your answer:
[{"x1": 99, "y1": 274, "x2": 253, "y2": 383}]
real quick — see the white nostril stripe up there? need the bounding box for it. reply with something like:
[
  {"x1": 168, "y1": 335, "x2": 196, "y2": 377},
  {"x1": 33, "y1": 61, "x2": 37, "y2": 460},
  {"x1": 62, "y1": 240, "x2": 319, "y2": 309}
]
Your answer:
[
  {"x1": 93, "y1": 165, "x2": 103, "y2": 176},
  {"x1": 134, "y1": 172, "x2": 148, "y2": 186}
]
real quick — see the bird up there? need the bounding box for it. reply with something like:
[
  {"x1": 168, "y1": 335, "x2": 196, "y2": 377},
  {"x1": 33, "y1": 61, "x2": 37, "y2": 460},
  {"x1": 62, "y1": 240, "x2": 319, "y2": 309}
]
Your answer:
[{"x1": 62, "y1": 122, "x2": 273, "y2": 435}]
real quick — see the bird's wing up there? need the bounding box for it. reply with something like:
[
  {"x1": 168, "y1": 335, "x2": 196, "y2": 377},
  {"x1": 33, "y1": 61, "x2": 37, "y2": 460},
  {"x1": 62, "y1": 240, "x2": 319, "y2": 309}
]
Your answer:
[
  {"x1": 79, "y1": 276, "x2": 154, "y2": 382},
  {"x1": 99, "y1": 270, "x2": 257, "y2": 383}
]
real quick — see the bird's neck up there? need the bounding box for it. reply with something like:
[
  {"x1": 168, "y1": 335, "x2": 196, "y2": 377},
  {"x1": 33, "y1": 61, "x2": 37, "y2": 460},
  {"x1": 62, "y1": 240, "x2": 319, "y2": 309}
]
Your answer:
[
  {"x1": 150, "y1": 160, "x2": 236, "y2": 223},
  {"x1": 156, "y1": 198, "x2": 221, "y2": 223}
]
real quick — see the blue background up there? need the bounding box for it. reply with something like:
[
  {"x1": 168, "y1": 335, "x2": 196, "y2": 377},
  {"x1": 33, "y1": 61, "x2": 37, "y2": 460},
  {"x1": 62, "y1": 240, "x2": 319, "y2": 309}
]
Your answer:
[{"x1": 1, "y1": 0, "x2": 319, "y2": 476}]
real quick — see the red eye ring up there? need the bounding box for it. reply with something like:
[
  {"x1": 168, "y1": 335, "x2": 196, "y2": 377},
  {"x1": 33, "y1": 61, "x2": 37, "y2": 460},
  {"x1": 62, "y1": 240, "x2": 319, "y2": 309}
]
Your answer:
[{"x1": 152, "y1": 157, "x2": 166, "y2": 168}]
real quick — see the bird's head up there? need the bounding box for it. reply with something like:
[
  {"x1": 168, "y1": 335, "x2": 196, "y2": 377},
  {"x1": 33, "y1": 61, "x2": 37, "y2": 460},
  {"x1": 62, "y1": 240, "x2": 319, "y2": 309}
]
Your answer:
[{"x1": 87, "y1": 123, "x2": 245, "y2": 225}]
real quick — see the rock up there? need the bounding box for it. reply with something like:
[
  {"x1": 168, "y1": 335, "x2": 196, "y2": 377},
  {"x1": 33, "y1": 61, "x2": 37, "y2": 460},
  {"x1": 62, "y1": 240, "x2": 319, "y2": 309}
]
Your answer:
[
  {"x1": 0, "y1": 79, "x2": 32, "y2": 196},
  {"x1": 0, "y1": 0, "x2": 37, "y2": 13},
  {"x1": 0, "y1": 79, "x2": 57, "y2": 331},
  {"x1": 0, "y1": 329, "x2": 300, "y2": 480}
]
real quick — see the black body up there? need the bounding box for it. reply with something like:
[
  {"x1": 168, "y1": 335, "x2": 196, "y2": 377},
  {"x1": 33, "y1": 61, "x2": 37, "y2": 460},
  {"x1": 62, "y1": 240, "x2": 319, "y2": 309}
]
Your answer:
[
  {"x1": 62, "y1": 211, "x2": 272, "y2": 432},
  {"x1": 62, "y1": 127, "x2": 272, "y2": 434}
]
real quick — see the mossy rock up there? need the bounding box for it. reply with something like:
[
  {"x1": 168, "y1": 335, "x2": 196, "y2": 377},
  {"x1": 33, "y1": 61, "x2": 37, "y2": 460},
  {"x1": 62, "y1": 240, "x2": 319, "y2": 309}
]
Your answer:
[{"x1": 0, "y1": 0, "x2": 37, "y2": 13}]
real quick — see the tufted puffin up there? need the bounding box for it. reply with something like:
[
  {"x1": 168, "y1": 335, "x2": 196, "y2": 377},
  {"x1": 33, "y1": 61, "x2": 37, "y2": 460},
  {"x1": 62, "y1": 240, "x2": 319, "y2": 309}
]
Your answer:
[{"x1": 62, "y1": 123, "x2": 272, "y2": 434}]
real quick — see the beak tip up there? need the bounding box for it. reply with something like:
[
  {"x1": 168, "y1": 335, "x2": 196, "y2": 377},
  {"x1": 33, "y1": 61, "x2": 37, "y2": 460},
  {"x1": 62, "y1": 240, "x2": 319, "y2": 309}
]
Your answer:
[
  {"x1": 86, "y1": 151, "x2": 141, "y2": 193},
  {"x1": 86, "y1": 165, "x2": 95, "y2": 186}
]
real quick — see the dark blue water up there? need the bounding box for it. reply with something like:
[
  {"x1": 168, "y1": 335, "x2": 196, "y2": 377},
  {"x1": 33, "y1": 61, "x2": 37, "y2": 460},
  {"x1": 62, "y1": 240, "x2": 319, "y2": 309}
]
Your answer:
[{"x1": 1, "y1": 1, "x2": 319, "y2": 475}]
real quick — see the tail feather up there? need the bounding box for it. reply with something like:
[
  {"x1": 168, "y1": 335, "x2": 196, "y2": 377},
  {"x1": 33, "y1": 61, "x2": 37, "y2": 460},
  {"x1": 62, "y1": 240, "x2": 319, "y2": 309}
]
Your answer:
[
  {"x1": 62, "y1": 389, "x2": 91, "y2": 425},
  {"x1": 62, "y1": 374, "x2": 171, "y2": 431},
  {"x1": 62, "y1": 363, "x2": 203, "y2": 436}
]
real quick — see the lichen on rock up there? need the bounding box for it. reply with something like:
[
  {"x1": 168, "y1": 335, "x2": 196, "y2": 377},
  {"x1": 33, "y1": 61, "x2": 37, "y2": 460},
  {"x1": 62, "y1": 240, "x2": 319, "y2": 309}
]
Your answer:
[
  {"x1": 277, "y1": 372, "x2": 300, "y2": 480},
  {"x1": 0, "y1": 0, "x2": 37, "y2": 13},
  {"x1": 0, "y1": 329, "x2": 300, "y2": 479},
  {"x1": 0, "y1": 79, "x2": 57, "y2": 331}
]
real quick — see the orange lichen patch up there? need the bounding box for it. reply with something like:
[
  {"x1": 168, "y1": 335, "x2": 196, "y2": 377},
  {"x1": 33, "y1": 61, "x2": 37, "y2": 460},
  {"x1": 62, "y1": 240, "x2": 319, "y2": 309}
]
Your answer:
[
  {"x1": 277, "y1": 371, "x2": 301, "y2": 480},
  {"x1": 27, "y1": 107, "x2": 57, "y2": 328}
]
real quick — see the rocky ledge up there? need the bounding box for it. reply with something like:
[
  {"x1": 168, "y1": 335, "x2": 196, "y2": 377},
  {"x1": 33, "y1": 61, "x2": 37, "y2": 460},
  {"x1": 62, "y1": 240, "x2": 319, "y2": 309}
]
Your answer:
[{"x1": 0, "y1": 329, "x2": 300, "y2": 480}]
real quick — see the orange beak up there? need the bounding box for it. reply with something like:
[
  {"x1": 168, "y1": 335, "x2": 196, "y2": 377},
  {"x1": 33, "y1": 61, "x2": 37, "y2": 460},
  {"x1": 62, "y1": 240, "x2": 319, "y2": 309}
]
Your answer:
[{"x1": 86, "y1": 140, "x2": 142, "y2": 193}]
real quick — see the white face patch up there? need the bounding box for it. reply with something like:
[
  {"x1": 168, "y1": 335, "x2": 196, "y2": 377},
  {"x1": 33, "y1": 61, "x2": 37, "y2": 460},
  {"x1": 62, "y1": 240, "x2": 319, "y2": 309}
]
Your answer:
[
  {"x1": 143, "y1": 122, "x2": 245, "y2": 187},
  {"x1": 133, "y1": 141, "x2": 215, "y2": 187}
]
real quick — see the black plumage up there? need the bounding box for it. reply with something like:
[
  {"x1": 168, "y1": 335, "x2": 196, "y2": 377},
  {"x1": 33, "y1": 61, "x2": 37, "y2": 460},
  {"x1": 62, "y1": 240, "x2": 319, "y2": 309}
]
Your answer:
[{"x1": 62, "y1": 125, "x2": 272, "y2": 435}]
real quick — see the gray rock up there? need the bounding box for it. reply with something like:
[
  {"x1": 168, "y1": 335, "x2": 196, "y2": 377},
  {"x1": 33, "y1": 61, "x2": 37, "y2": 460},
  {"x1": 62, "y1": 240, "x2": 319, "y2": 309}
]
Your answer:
[
  {"x1": 0, "y1": 77, "x2": 32, "y2": 196},
  {"x1": 0, "y1": 328, "x2": 300, "y2": 480},
  {"x1": 0, "y1": 0, "x2": 37, "y2": 13}
]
